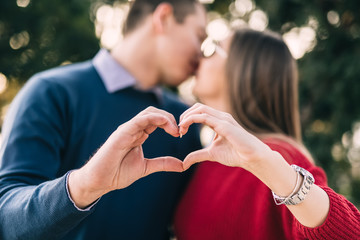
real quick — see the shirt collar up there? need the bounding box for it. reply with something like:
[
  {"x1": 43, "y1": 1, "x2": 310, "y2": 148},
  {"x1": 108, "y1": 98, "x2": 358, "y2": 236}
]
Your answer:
[
  {"x1": 92, "y1": 49, "x2": 163, "y2": 103},
  {"x1": 92, "y1": 48, "x2": 136, "y2": 93}
]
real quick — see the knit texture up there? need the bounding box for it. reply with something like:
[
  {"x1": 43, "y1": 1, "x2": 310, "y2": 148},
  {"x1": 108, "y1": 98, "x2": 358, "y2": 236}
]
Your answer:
[
  {"x1": 174, "y1": 137, "x2": 360, "y2": 240},
  {"x1": 297, "y1": 186, "x2": 360, "y2": 239}
]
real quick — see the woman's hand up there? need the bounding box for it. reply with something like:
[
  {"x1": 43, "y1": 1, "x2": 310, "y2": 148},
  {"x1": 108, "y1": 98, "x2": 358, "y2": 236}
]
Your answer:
[
  {"x1": 179, "y1": 103, "x2": 333, "y2": 229},
  {"x1": 179, "y1": 103, "x2": 273, "y2": 171}
]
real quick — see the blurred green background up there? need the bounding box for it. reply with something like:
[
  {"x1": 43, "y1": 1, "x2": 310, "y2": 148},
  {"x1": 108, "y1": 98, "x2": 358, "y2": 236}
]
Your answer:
[{"x1": 0, "y1": 0, "x2": 359, "y2": 208}]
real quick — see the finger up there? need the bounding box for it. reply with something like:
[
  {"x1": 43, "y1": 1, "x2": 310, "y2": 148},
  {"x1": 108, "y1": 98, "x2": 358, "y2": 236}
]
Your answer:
[
  {"x1": 180, "y1": 103, "x2": 227, "y2": 124},
  {"x1": 131, "y1": 113, "x2": 179, "y2": 137},
  {"x1": 179, "y1": 103, "x2": 203, "y2": 123},
  {"x1": 143, "y1": 108, "x2": 180, "y2": 137},
  {"x1": 179, "y1": 104, "x2": 236, "y2": 137},
  {"x1": 179, "y1": 113, "x2": 227, "y2": 137},
  {"x1": 114, "y1": 113, "x2": 178, "y2": 150},
  {"x1": 135, "y1": 106, "x2": 179, "y2": 134},
  {"x1": 142, "y1": 115, "x2": 179, "y2": 137},
  {"x1": 131, "y1": 131, "x2": 149, "y2": 146},
  {"x1": 144, "y1": 125, "x2": 157, "y2": 135},
  {"x1": 183, "y1": 149, "x2": 212, "y2": 170},
  {"x1": 143, "y1": 107, "x2": 179, "y2": 128},
  {"x1": 144, "y1": 157, "x2": 184, "y2": 176}
]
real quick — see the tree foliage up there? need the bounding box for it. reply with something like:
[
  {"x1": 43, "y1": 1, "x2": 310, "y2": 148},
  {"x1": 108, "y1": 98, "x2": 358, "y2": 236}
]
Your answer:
[{"x1": 0, "y1": 0, "x2": 99, "y2": 83}]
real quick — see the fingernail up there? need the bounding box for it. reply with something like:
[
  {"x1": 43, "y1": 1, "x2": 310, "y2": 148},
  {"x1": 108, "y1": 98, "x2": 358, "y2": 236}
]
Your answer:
[{"x1": 180, "y1": 133, "x2": 183, "y2": 138}]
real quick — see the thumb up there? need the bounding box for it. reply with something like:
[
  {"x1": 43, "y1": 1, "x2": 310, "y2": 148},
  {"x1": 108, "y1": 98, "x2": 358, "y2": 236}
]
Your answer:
[
  {"x1": 183, "y1": 149, "x2": 212, "y2": 170},
  {"x1": 144, "y1": 157, "x2": 184, "y2": 176}
]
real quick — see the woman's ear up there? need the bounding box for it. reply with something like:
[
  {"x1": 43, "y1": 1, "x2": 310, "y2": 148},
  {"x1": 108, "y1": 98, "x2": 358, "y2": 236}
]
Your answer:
[{"x1": 152, "y1": 3, "x2": 174, "y2": 34}]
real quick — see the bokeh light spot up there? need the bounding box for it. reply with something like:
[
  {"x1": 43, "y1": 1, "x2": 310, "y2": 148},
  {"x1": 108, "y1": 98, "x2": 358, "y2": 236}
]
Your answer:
[
  {"x1": 327, "y1": 11, "x2": 340, "y2": 27},
  {"x1": 9, "y1": 31, "x2": 30, "y2": 50},
  {"x1": 283, "y1": 26, "x2": 316, "y2": 59},
  {"x1": 0, "y1": 73, "x2": 8, "y2": 94},
  {"x1": 207, "y1": 18, "x2": 230, "y2": 41},
  {"x1": 95, "y1": 4, "x2": 128, "y2": 49},
  {"x1": 17, "y1": 0, "x2": 30, "y2": 8},
  {"x1": 234, "y1": 0, "x2": 254, "y2": 17},
  {"x1": 249, "y1": 10, "x2": 268, "y2": 31},
  {"x1": 199, "y1": 0, "x2": 214, "y2": 3}
]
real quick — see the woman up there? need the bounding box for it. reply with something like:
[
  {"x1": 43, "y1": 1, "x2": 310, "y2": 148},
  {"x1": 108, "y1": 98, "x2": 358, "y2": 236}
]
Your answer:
[{"x1": 174, "y1": 28, "x2": 360, "y2": 239}]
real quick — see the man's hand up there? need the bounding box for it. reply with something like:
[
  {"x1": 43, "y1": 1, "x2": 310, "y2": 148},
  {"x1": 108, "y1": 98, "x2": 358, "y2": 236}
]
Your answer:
[{"x1": 68, "y1": 107, "x2": 184, "y2": 208}]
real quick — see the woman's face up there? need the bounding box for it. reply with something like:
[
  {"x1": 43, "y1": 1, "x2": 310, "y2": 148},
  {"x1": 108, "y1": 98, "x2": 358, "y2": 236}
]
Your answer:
[{"x1": 193, "y1": 36, "x2": 232, "y2": 111}]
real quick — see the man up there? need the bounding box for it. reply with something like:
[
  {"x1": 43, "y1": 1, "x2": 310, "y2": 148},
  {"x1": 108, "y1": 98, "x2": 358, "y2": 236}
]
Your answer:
[{"x1": 0, "y1": 0, "x2": 207, "y2": 239}]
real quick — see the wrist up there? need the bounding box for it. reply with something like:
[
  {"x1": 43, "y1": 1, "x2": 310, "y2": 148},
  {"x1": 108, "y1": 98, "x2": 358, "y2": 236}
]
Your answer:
[
  {"x1": 68, "y1": 169, "x2": 104, "y2": 209},
  {"x1": 241, "y1": 145, "x2": 279, "y2": 174},
  {"x1": 272, "y1": 165, "x2": 315, "y2": 205},
  {"x1": 244, "y1": 149, "x2": 301, "y2": 198}
]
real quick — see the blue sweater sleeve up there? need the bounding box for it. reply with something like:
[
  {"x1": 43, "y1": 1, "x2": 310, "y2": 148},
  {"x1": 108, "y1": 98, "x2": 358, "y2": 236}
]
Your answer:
[{"x1": 0, "y1": 77, "x2": 93, "y2": 239}]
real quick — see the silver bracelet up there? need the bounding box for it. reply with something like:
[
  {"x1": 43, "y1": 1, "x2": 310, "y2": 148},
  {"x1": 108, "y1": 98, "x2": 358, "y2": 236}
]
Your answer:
[
  {"x1": 272, "y1": 171, "x2": 300, "y2": 205},
  {"x1": 272, "y1": 164, "x2": 315, "y2": 206}
]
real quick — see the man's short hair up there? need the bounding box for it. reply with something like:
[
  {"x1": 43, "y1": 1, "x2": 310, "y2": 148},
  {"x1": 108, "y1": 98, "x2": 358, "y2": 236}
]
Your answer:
[{"x1": 123, "y1": 0, "x2": 200, "y2": 35}]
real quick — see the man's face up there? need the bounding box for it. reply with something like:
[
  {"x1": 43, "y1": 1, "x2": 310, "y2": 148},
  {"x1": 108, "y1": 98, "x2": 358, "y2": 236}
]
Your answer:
[{"x1": 156, "y1": 4, "x2": 207, "y2": 86}]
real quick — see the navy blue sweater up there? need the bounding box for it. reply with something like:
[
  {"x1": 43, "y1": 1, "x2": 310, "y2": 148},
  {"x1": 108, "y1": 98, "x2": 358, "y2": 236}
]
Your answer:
[{"x1": 0, "y1": 60, "x2": 201, "y2": 239}]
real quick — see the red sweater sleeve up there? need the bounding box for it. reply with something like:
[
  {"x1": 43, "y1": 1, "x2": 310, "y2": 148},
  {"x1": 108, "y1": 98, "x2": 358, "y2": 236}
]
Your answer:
[
  {"x1": 296, "y1": 186, "x2": 360, "y2": 239},
  {"x1": 265, "y1": 138, "x2": 360, "y2": 240}
]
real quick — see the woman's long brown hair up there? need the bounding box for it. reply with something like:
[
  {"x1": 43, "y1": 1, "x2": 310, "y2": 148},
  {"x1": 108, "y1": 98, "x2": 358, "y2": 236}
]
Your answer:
[{"x1": 226, "y1": 28, "x2": 302, "y2": 142}]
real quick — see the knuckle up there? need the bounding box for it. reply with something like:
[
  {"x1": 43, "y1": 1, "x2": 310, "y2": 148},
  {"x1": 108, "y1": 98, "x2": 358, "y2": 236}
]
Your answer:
[
  {"x1": 194, "y1": 103, "x2": 202, "y2": 108},
  {"x1": 198, "y1": 105, "x2": 205, "y2": 112},
  {"x1": 146, "y1": 106, "x2": 156, "y2": 111},
  {"x1": 224, "y1": 112, "x2": 232, "y2": 120}
]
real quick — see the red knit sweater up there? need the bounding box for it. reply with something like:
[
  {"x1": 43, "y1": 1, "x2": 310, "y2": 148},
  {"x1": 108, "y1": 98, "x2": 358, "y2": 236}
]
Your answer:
[{"x1": 174, "y1": 138, "x2": 360, "y2": 240}]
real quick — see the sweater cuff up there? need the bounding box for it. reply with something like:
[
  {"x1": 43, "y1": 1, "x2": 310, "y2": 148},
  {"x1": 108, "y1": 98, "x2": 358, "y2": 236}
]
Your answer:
[
  {"x1": 296, "y1": 185, "x2": 360, "y2": 239},
  {"x1": 65, "y1": 171, "x2": 100, "y2": 211}
]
